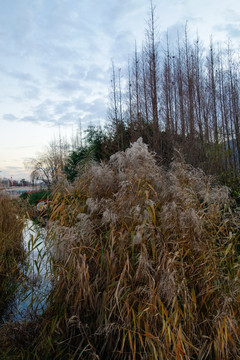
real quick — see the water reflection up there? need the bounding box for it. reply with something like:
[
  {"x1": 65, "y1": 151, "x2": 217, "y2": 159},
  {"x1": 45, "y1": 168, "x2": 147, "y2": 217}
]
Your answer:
[{"x1": 6, "y1": 220, "x2": 51, "y2": 321}]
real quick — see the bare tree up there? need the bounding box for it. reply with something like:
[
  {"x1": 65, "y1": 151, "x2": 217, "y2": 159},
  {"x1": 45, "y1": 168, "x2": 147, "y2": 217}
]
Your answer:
[
  {"x1": 145, "y1": 1, "x2": 159, "y2": 148},
  {"x1": 27, "y1": 139, "x2": 68, "y2": 186}
]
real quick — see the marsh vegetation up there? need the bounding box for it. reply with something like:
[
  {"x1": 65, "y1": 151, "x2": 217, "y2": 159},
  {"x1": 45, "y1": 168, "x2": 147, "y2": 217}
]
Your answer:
[
  {"x1": 1, "y1": 139, "x2": 240, "y2": 359},
  {"x1": 0, "y1": 194, "x2": 24, "y2": 322}
]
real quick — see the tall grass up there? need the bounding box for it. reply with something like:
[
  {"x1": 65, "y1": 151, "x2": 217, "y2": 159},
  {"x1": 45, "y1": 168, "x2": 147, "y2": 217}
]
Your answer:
[
  {"x1": 4, "y1": 139, "x2": 240, "y2": 359},
  {"x1": 0, "y1": 193, "x2": 24, "y2": 320}
]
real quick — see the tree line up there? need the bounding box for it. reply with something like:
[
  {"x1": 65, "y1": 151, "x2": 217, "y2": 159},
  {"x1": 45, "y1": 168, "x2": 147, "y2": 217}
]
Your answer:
[
  {"x1": 30, "y1": 5, "x2": 240, "y2": 194},
  {"x1": 109, "y1": 11, "x2": 240, "y2": 176}
]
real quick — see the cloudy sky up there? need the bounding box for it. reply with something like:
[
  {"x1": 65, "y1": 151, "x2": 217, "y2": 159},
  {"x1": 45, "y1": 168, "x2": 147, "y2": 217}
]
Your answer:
[{"x1": 0, "y1": 0, "x2": 240, "y2": 181}]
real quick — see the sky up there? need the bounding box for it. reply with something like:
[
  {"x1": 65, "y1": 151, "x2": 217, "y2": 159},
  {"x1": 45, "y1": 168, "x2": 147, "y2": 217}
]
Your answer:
[{"x1": 0, "y1": 0, "x2": 240, "y2": 181}]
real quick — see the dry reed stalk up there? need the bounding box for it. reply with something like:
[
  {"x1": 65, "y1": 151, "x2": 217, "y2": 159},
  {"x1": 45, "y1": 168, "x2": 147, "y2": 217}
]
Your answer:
[
  {"x1": 13, "y1": 139, "x2": 240, "y2": 359},
  {"x1": 0, "y1": 193, "x2": 24, "y2": 324}
]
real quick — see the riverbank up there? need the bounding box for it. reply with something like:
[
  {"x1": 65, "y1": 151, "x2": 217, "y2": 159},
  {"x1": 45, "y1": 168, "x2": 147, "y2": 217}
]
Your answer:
[{"x1": 0, "y1": 186, "x2": 45, "y2": 199}]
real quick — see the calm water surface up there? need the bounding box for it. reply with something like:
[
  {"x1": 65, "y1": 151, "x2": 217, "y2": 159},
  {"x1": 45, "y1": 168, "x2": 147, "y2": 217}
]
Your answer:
[{"x1": 6, "y1": 220, "x2": 52, "y2": 321}]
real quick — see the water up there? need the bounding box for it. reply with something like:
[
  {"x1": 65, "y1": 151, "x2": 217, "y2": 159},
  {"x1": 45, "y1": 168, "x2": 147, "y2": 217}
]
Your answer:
[{"x1": 5, "y1": 220, "x2": 52, "y2": 321}]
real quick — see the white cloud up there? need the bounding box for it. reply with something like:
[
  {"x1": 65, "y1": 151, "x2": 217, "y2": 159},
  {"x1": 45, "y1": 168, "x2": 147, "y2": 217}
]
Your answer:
[
  {"x1": 3, "y1": 114, "x2": 18, "y2": 121},
  {"x1": 1, "y1": 0, "x2": 240, "y2": 180}
]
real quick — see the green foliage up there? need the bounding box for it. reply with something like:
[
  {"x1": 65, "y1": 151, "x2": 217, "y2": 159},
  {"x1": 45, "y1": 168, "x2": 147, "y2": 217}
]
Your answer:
[
  {"x1": 64, "y1": 126, "x2": 112, "y2": 182},
  {"x1": 28, "y1": 190, "x2": 51, "y2": 205},
  {"x1": 85, "y1": 125, "x2": 107, "y2": 161},
  {"x1": 64, "y1": 146, "x2": 94, "y2": 182},
  {"x1": 220, "y1": 170, "x2": 240, "y2": 203},
  {"x1": 19, "y1": 192, "x2": 29, "y2": 200}
]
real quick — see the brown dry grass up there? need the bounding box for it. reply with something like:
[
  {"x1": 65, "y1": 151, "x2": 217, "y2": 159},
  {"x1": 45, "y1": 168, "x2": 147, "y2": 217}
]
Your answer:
[
  {"x1": 5, "y1": 139, "x2": 240, "y2": 359},
  {"x1": 0, "y1": 193, "x2": 24, "y2": 319}
]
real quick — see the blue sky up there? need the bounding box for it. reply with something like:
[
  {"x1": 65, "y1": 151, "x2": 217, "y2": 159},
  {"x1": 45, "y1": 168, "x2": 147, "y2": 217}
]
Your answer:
[{"x1": 0, "y1": 0, "x2": 240, "y2": 180}]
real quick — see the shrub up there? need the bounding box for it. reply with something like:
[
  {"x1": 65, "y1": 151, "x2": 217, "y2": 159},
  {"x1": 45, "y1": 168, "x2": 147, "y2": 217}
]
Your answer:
[
  {"x1": 220, "y1": 170, "x2": 240, "y2": 203},
  {"x1": 19, "y1": 192, "x2": 29, "y2": 200},
  {"x1": 28, "y1": 190, "x2": 50, "y2": 205}
]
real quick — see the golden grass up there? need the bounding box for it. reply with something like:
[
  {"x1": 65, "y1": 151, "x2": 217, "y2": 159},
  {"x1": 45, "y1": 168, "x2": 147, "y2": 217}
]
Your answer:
[
  {"x1": 0, "y1": 193, "x2": 24, "y2": 320},
  {"x1": 4, "y1": 139, "x2": 240, "y2": 359}
]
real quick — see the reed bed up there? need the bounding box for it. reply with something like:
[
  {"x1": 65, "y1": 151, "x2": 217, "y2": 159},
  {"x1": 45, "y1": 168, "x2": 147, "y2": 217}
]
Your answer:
[
  {"x1": 5, "y1": 139, "x2": 240, "y2": 359},
  {"x1": 0, "y1": 193, "x2": 24, "y2": 320}
]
